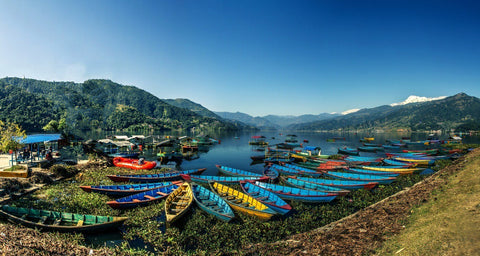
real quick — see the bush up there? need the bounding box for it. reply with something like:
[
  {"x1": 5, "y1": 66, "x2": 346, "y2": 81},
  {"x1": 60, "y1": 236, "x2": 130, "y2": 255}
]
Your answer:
[{"x1": 50, "y1": 164, "x2": 79, "y2": 178}]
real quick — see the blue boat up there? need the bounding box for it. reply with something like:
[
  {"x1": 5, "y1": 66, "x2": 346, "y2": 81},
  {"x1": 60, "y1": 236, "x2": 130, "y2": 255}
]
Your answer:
[
  {"x1": 215, "y1": 165, "x2": 263, "y2": 177},
  {"x1": 248, "y1": 181, "x2": 337, "y2": 203},
  {"x1": 191, "y1": 182, "x2": 235, "y2": 222},
  {"x1": 293, "y1": 176, "x2": 378, "y2": 190},
  {"x1": 181, "y1": 174, "x2": 269, "y2": 184},
  {"x1": 344, "y1": 156, "x2": 383, "y2": 164},
  {"x1": 106, "y1": 183, "x2": 180, "y2": 209},
  {"x1": 107, "y1": 168, "x2": 206, "y2": 183},
  {"x1": 324, "y1": 171, "x2": 396, "y2": 185},
  {"x1": 345, "y1": 168, "x2": 400, "y2": 177},
  {"x1": 382, "y1": 159, "x2": 414, "y2": 166},
  {"x1": 358, "y1": 146, "x2": 384, "y2": 152},
  {"x1": 263, "y1": 166, "x2": 279, "y2": 181},
  {"x1": 382, "y1": 145, "x2": 401, "y2": 150},
  {"x1": 79, "y1": 182, "x2": 177, "y2": 196},
  {"x1": 239, "y1": 181, "x2": 292, "y2": 215},
  {"x1": 338, "y1": 147, "x2": 359, "y2": 156},
  {"x1": 281, "y1": 177, "x2": 349, "y2": 195},
  {"x1": 270, "y1": 164, "x2": 321, "y2": 177}
]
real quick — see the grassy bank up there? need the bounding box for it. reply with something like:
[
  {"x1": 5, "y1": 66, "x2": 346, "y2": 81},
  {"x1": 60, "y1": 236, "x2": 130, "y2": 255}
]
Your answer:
[{"x1": 376, "y1": 151, "x2": 480, "y2": 255}]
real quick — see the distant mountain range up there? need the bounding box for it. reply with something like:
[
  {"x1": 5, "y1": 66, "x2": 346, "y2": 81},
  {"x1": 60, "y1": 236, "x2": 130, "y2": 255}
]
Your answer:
[
  {"x1": 1, "y1": 76, "x2": 477, "y2": 133},
  {"x1": 289, "y1": 93, "x2": 480, "y2": 132},
  {"x1": 215, "y1": 94, "x2": 480, "y2": 132}
]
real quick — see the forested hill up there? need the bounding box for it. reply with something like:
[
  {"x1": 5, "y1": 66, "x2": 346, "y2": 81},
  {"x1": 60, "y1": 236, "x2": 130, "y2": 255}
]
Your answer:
[
  {"x1": 163, "y1": 98, "x2": 220, "y2": 119},
  {"x1": 0, "y1": 77, "x2": 241, "y2": 132},
  {"x1": 289, "y1": 93, "x2": 480, "y2": 132}
]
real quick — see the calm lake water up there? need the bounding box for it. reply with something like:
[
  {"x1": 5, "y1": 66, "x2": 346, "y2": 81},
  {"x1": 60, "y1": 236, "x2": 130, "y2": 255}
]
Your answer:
[{"x1": 120, "y1": 131, "x2": 480, "y2": 175}]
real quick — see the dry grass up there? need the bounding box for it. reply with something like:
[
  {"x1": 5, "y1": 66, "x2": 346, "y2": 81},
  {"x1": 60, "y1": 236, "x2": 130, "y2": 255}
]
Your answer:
[{"x1": 376, "y1": 156, "x2": 480, "y2": 256}]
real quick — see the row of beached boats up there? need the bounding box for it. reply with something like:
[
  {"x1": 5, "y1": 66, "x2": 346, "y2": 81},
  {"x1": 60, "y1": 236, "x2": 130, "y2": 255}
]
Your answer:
[{"x1": 0, "y1": 146, "x2": 456, "y2": 232}]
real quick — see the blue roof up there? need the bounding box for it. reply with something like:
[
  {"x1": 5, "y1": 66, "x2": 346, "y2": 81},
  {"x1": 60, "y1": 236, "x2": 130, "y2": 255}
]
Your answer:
[
  {"x1": 304, "y1": 146, "x2": 320, "y2": 151},
  {"x1": 16, "y1": 134, "x2": 62, "y2": 144}
]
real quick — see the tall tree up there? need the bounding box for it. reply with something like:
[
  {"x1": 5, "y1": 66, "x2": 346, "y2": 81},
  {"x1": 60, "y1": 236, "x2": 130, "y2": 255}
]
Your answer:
[{"x1": 0, "y1": 121, "x2": 26, "y2": 154}]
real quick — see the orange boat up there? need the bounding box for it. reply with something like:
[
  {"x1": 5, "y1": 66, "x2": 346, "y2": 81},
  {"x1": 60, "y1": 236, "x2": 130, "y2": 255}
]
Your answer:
[{"x1": 113, "y1": 157, "x2": 156, "y2": 170}]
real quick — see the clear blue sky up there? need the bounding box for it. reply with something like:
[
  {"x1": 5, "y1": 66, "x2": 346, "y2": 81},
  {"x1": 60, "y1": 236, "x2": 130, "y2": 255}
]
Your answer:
[{"x1": 1, "y1": 0, "x2": 479, "y2": 116}]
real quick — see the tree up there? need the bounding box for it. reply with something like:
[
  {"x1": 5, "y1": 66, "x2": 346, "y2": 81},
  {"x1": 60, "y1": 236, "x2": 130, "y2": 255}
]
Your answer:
[{"x1": 0, "y1": 121, "x2": 26, "y2": 154}]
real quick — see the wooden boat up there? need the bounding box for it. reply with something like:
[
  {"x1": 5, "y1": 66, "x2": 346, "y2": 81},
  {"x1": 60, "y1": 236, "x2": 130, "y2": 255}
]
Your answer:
[
  {"x1": 106, "y1": 183, "x2": 180, "y2": 209},
  {"x1": 382, "y1": 145, "x2": 401, "y2": 150},
  {"x1": 324, "y1": 171, "x2": 396, "y2": 185},
  {"x1": 382, "y1": 159, "x2": 415, "y2": 166},
  {"x1": 80, "y1": 181, "x2": 177, "y2": 196},
  {"x1": 165, "y1": 182, "x2": 194, "y2": 224},
  {"x1": 249, "y1": 136, "x2": 268, "y2": 146},
  {"x1": 107, "y1": 168, "x2": 206, "y2": 183},
  {"x1": 276, "y1": 142, "x2": 301, "y2": 149},
  {"x1": 181, "y1": 174, "x2": 269, "y2": 184},
  {"x1": 249, "y1": 181, "x2": 337, "y2": 203},
  {"x1": 293, "y1": 176, "x2": 378, "y2": 190},
  {"x1": 250, "y1": 155, "x2": 266, "y2": 161},
  {"x1": 209, "y1": 182, "x2": 277, "y2": 220},
  {"x1": 270, "y1": 164, "x2": 321, "y2": 177},
  {"x1": 281, "y1": 176, "x2": 349, "y2": 195},
  {"x1": 357, "y1": 146, "x2": 384, "y2": 152},
  {"x1": 402, "y1": 148, "x2": 439, "y2": 155},
  {"x1": 344, "y1": 168, "x2": 400, "y2": 177},
  {"x1": 191, "y1": 182, "x2": 235, "y2": 222},
  {"x1": 0, "y1": 205, "x2": 127, "y2": 232},
  {"x1": 360, "y1": 165, "x2": 424, "y2": 175},
  {"x1": 363, "y1": 143, "x2": 382, "y2": 147},
  {"x1": 263, "y1": 166, "x2": 279, "y2": 181},
  {"x1": 338, "y1": 147, "x2": 359, "y2": 156},
  {"x1": 215, "y1": 165, "x2": 263, "y2": 177},
  {"x1": 239, "y1": 181, "x2": 292, "y2": 215},
  {"x1": 393, "y1": 157, "x2": 435, "y2": 166},
  {"x1": 113, "y1": 157, "x2": 156, "y2": 170}
]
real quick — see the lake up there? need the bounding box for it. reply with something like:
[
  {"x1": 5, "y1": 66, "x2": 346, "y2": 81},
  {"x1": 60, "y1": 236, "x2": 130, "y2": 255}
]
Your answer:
[{"x1": 128, "y1": 131, "x2": 480, "y2": 175}]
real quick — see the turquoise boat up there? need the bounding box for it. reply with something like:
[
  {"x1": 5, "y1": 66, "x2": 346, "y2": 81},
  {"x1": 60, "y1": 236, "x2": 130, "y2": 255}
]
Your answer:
[
  {"x1": 249, "y1": 181, "x2": 337, "y2": 203},
  {"x1": 338, "y1": 147, "x2": 359, "y2": 156},
  {"x1": 345, "y1": 168, "x2": 400, "y2": 177},
  {"x1": 181, "y1": 174, "x2": 269, "y2": 184},
  {"x1": 324, "y1": 171, "x2": 396, "y2": 184},
  {"x1": 293, "y1": 176, "x2": 378, "y2": 190},
  {"x1": 281, "y1": 176, "x2": 349, "y2": 196},
  {"x1": 79, "y1": 182, "x2": 176, "y2": 196},
  {"x1": 107, "y1": 168, "x2": 206, "y2": 183},
  {"x1": 191, "y1": 182, "x2": 235, "y2": 222},
  {"x1": 215, "y1": 165, "x2": 263, "y2": 177},
  {"x1": 239, "y1": 181, "x2": 292, "y2": 215}
]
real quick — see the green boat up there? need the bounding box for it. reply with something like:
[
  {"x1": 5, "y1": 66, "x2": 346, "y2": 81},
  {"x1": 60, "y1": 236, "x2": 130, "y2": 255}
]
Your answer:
[{"x1": 0, "y1": 205, "x2": 128, "y2": 233}]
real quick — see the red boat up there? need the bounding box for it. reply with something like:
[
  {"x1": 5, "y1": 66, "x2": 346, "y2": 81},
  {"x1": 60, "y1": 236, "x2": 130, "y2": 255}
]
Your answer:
[{"x1": 113, "y1": 157, "x2": 156, "y2": 170}]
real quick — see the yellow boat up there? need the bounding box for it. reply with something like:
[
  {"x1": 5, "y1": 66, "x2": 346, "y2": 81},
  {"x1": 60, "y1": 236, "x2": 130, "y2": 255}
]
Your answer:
[
  {"x1": 361, "y1": 166, "x2": 424, "y2": 175},
  {"x1": 364, "y1": 137, "x2": 375, "y2": 142},
  {"x1": 165, "y1": 182, "x2": 193, "y2": 224},
  {"x1": 209, "y1": 182, "x2": 277, "y2": 221},
  {"x1": 393, "y1": 157, "x2": 435, "y2": 166}
]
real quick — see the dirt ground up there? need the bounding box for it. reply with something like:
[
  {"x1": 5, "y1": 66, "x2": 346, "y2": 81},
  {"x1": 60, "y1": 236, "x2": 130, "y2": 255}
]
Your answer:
[
  {"x1": 0, "y1": 150, "x2": 477, "y2": 255},
  {"x1": 243, "y1": 149, "x2": 479, "y2": 256}
]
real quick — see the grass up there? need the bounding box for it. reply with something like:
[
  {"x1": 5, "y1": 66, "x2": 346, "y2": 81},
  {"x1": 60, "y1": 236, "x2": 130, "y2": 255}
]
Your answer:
[{"x1": 375, "y1": 155, "x2": 480, "y2": 256}]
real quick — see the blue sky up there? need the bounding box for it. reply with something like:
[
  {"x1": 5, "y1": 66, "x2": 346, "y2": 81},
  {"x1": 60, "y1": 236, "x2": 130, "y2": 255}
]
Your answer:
[{"x1": 1, "y1": 0, "x2": 479, "y2": 116}]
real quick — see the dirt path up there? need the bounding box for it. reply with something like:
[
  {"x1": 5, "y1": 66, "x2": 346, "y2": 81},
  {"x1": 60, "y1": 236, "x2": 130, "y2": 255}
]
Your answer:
[{"x1": 243, "y1": 149, "x2": 479, "y2": 255}]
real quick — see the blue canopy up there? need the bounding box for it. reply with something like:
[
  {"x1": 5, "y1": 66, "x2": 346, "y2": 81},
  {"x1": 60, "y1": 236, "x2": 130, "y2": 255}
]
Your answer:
[
  {"x1": 16, "y1": 134, "x2": 62, "y2": 144},
  {"x1": 304, "y1": 146, "x2": 320, "y2": 151}
]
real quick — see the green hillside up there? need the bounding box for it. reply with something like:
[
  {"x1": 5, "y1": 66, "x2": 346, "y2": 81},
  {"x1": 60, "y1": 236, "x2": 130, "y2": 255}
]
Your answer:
[
  {"x1": 0, "y1": 77, "x2": 240, "y2": 132},
  {"x1": 291, "y1": 93, "x2": 480, "y2": 132}
]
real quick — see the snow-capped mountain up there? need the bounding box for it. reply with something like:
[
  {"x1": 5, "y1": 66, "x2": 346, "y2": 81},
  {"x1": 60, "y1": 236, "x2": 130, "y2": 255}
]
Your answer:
[
  {"x1": 390, "y1": 95, "x2": 447, "y2": 107},
  {"x1": 341, "y1": 108, "x2": 361, "y2": 115}
]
